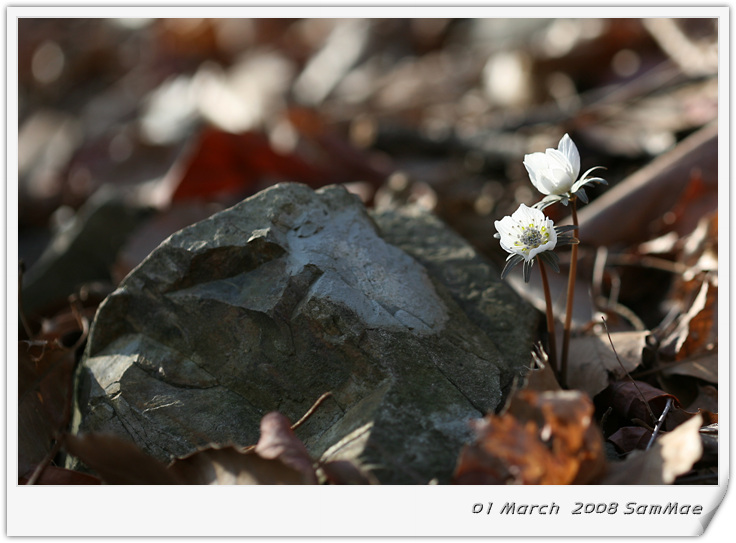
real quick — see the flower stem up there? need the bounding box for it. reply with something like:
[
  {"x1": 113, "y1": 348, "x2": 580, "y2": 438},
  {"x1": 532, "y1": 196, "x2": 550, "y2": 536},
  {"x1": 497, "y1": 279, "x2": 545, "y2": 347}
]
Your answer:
[
  {"x1": 560, "y1": 198, "x2": 579, "y2": 388},
  {"x1": 536, "y1": 257, "x2": 558, "y2": 375}
]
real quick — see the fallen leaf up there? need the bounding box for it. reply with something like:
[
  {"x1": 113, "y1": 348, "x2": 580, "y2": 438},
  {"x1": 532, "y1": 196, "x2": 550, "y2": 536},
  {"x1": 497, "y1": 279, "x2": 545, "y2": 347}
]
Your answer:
[
  {"x1": 661, "y1": 352, "x2": 717, "y2": 383},
  {"x1": 18, "y1": 302, "x2": 88, "y2": 479},
  {"x1": 607, "y1": 426, "x2": 652, "y2": 454},
  {"x1": 253, "y1": 412, "x2": 318, "y2": 484},
  {"x1": 168, "y1": 445, "x2": 312, "y2": 485},
  {"x1": 684, "y1": 383, "x2": 718, "y2": 414},
  {"x1": 601, "y1": 414, "x2": 703, "y2": 484},
  {"x1": 64, "y1": 410, "x2": 321, "y2": 485},
  {"x1": 522, "y1": 344, "x2": 561, "y2": 392},
  {"x1": 566, "y1": 331, "x2": 648, "y2": 398},
  {"x1": 600, "y1": 379, "x2": 680, "y2": 427},
  {"x1": 18, "y1": 343, "x2": 64, "y2": 476},
  {"x1": 319, "y1": 460, "x2": 380, "y2": 485},
  {"x1": 659, "y1": 279, "x2": 717, "y2": 361},
  {"x1": 64, "y1": 433, "x2": 180, "y2": 484},
  {"x1": 164, "y1": 127, "x2": 331, "y2": 204},
  {"x1": 19, "y1": 465, "x2": 101, "y2": 485},
  {"x1": 453, "y1": 390, "x2": 606, "y2": 485}
]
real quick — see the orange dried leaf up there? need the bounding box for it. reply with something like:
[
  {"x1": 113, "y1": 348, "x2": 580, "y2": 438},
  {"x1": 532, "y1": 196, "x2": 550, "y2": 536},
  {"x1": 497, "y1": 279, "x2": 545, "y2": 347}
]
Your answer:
[
  {"x1": 454, "y1": 390, "x2": 606, "y2": 485},
  {"x1": 660, "y1": 279, "x2": 717, "y2": 362}
]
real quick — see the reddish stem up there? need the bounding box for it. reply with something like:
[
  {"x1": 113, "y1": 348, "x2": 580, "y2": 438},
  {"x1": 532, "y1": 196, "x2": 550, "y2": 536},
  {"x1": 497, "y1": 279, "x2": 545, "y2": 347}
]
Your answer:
[
  {"x1": 537, "y1": 257, "x2": 558, "y2": 375},
  {"x1": 560, "y1": 199, "x2": 579, "y2": 388}
]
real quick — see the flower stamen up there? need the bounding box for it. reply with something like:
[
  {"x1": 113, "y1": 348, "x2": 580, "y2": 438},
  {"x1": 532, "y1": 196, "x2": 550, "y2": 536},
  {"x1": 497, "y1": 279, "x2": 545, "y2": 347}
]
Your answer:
[{"x1": 519, "y1": 226, "x2": 544, "y2": 249}]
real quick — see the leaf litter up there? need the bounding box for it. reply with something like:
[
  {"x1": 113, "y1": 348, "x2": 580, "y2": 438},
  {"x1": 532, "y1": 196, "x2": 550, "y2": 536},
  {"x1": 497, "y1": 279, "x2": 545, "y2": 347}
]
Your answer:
[{"x1": 17, "y1": 18, "x2": 718, "y2": 485}]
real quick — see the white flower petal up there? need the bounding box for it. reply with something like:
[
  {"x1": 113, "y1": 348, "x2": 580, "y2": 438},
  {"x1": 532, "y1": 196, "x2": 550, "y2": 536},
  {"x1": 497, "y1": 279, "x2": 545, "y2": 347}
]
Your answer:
[
  {"x1": 525, "y1": 134, "x2": 590, "y2": 198},
  {"x1": 523, "y1": 152, "x2": 548, "y2": 171},
  {"x1": 523, "y1": 153, "x2": 551, "y2": 194},
  {"x1": 546, "y1": 148, "x2": 572, "y2": 173},
  {"x1": 494, "y1": 204, "x2": 558, "y2": 263},
  {"x1": 557, "y1": 134, "x2": 580, "y2": 180}
]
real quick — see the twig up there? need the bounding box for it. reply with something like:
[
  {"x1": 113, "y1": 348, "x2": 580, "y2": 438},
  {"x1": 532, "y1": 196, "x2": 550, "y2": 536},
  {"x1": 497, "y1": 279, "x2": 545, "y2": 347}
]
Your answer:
[
  {"x1": 291, "y1": 391, "x2": 333, "y2": 431},
  {"x1": 601, "y1": 316, "x2": 657, "y2": 426},
  {"x1": 646, "y1": 397, "x2": 674, "y2": 450},
  {"x1": 240, "y1": 392, "x2": 335, "y2": 454}
]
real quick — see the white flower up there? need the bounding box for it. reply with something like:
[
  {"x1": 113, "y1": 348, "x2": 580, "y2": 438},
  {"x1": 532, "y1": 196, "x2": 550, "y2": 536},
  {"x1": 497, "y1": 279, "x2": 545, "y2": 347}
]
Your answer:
[
  {"x1": 524, "y1": 134, "x2": 580, "y2": 196},
  {"x1": 495, "y1": 204, "x2": 556, "y2": 261},
  {"x1": 494, "y1": 203, "x2": 578, "y2": 282},
  {"x1": 523, "y1": 134, "x2": 607, "y2": 209}
]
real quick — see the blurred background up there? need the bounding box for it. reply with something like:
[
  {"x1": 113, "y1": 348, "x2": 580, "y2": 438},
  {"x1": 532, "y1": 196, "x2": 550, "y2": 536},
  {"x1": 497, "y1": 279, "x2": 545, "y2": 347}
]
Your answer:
[{"x1": 17, "y1": 17, "x2": 718, "y2": 330}]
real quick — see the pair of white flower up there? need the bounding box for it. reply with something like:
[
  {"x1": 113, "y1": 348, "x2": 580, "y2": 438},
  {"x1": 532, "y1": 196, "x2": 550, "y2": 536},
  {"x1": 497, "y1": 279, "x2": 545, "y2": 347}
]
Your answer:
[{"x1": 495, "y1": 134, "x2": 606, "y2": 282}]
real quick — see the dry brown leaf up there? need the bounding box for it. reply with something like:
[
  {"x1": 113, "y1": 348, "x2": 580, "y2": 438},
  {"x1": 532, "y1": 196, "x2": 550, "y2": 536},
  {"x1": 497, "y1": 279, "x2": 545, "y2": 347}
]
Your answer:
[
  {"x1": 684, "y1": 383, "x2": 718, "y2": 414},
  {"x1": 18, "y1": 302, "x2": 88, "y2": 479},
  {"x1": 453, "y1": 390, "x2": 606, "y2": 485},
  {"x1": 320, "y1": 460, "x2": 380, "y2": 485},
  {"x1": 659, "y1": 279, "x2": 717, "y2": 361},
  {"x1": 19, "y1": 465, "x2": 101, "y2": 485},
  {"x1": 601, "y1": 379, "x2": 680, "y2": 427},
  {"x1": 168, "y1": 411, "x2": 319, "y2": 485},
  {"x1": 662, "y1": 352, "x2": 717, "y2": 383},
  {"x1": 601, "y1": 414, "x2": 703, "y2": 484},
  {"x1": 64, "y1": 410, "x2": 320, "y2": 485},
  {"x1": 168, "y1": 445, "x2": 313, "y2": 485},
  {"x1": 64, "y1": 433, "x2": 180, "y2": 484},
  {"x1": 253, "y1": 412, "x2": 318, "y2": 484},
  {"x1": 18, "y1": 345, "x2": 60, "y2": 478},
  {"x1": 522, "y1": 344, "x2": 561, "y2": 392},
  {"x1": 607, "y1": 426, "x2": 652, "y2": 454},
  {"x1": 566, "y1": 331, "x2": 648, "y2": 398}
]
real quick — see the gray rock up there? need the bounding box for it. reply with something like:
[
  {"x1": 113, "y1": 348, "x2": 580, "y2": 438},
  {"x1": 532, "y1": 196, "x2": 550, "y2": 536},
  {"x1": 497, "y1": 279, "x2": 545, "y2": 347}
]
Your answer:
[{"x1": 70, "y1": 183, "x2": 538, "y2": 484}]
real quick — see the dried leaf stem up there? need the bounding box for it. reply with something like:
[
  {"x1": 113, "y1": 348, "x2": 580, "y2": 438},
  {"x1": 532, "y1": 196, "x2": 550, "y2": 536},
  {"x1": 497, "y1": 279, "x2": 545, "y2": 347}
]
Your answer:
[
  {"x1": 537, "y1": 257, "x2": 558, "y2": 376},
  {"x1": 646, "y1": 397, "x2": 674, "y2": 451},
  {"x1": 291, "y1": 391, "x2": 333, "y2": 431},
  {"x1": 560, "y1": 198, "x2": 578, "y2": 387},
  {"x1": 601, "y1": 316, "x2": 657, "y2": 425},
  {"x1": 241, "y1": 391, "x2": 333, "y2": 453}
]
